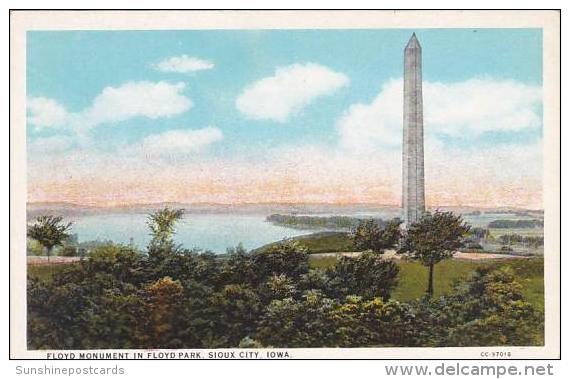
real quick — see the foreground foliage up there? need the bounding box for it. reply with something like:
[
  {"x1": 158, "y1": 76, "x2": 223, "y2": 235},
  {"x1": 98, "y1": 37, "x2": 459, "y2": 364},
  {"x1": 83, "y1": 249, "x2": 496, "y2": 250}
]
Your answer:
[
  {"x1": 27, "y1": 209, "x2": 543, "y2": 349},
  {"x1": 28, "y1": 244, "x2": 543, "y2": 349}
]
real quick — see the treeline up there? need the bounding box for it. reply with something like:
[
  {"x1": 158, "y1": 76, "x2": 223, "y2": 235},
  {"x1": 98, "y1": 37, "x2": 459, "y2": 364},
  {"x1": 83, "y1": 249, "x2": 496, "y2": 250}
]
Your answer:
[
  {"x1": 499, "y1": 234, "x2": 544, "y2": 248},
  {"x1": 488, "y1": 219, "x2": 543, "y2": 229},
  {"x1": 266, "y1": 214, "x2": 387, "y2": 230},
  {"x1": 464, "y1": 228, "x2": 543, "y2": 249},
  {"x1": 28, "y1": 236, "x2": 116, "y2": 258},
  {"x1": 27, "y1": 209, "x2": 543, "y2": 349}
]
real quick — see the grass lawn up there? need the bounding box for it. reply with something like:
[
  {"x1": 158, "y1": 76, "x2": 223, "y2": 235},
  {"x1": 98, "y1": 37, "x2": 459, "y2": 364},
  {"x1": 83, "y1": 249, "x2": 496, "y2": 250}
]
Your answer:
[
  {"x1": 309, "y1": 256, "x2": 544, "y2": 311},
  {"x1": 27, "y1": 264, "x2": 77, "y2": 283},
  {"x1": 255, "y1": 232, "x2": 354, "y2": 254}
]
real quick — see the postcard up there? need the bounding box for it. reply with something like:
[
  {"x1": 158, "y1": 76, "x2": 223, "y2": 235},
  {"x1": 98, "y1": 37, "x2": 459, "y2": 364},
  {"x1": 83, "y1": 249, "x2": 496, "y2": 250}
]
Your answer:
[{"x1": 10, "y1": 10, "x2": 560, "y2": 359}]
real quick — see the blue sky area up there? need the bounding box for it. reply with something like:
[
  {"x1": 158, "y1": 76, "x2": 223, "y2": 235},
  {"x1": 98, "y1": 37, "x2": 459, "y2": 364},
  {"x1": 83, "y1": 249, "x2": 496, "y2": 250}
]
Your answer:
[{"x1": 27, "y1": 29, "x2": 542, "y2": 154}]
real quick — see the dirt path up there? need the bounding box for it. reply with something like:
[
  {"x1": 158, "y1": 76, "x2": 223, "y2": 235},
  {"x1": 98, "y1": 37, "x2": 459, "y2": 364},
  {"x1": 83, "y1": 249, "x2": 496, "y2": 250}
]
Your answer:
[
  {"x1": 27, "y1": 256, "x2": 82, "y2": 265},
  {"x1": 28, "y1": 250, "x2": 532, "y2": 266},
  {"x1": 311, "y1": 250, "x2": 532, "y2": 260}
]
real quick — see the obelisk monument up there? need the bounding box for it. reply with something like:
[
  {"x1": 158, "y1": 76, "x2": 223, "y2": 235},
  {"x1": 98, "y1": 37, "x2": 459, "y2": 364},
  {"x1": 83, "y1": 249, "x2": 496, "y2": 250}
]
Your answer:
[{"x1": 402, "y1": 33, "x2": 425, "y2": 226}]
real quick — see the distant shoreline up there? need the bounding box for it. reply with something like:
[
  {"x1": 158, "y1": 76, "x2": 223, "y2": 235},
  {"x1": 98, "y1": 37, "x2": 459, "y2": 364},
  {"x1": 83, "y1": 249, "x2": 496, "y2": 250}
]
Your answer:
[{"x1": 26, "y1": 201, "x2": 544, "y2": 219}]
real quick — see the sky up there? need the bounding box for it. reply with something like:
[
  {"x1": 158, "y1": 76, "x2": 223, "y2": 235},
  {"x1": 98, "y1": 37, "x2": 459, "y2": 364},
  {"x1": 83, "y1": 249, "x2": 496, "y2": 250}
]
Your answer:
[{"x1": 26, "y1": 28, "x2": 543, "y2": 208}]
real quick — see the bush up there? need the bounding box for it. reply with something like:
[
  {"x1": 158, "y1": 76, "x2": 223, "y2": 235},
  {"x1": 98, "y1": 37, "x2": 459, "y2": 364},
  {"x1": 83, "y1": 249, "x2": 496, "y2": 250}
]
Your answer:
[
  {"x1": 60, "y1": 246, "x2": 78, "y2": 257},
  {"x1": 252, "y1": 241, "x2": 309, "y2": 282},
  {"x1": 440, "y1": 268, "x2": 544, "y2": 346},
  {"x1": 352, "y1": 219, "x2": 401, "y2": 253},
  {"x1": 327, "y1": 252, "x2": 400, "y2": 301},
  {"x1": 206, "y1": 284, "x2": 263, "y2": 347}
]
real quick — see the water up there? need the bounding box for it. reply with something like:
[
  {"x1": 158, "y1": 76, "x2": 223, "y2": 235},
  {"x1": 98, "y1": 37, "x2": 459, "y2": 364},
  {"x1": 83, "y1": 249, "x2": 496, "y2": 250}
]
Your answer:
[
  {"x1": 462, "y1": 213, "x2": 536, "y2": 227},
  {"x1": 71, "y1": 213, "x2": 316, "y2": 253},
  {"x1": 67, "y1": 211, "x2": 540, "y2": 253}
]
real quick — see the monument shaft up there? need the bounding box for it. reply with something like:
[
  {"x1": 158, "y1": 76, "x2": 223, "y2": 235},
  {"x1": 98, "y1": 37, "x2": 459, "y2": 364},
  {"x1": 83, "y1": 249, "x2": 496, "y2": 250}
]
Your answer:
[{"x1": 402, "y1": 33, "x2": 425, "y2": 225}]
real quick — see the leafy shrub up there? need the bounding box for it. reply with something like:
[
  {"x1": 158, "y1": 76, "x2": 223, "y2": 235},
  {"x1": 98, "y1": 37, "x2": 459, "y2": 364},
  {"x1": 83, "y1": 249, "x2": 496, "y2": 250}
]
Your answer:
[
  {"x1": 60, "y1": 246, "x2": 78, "y2": 257},
  {"x1": 327, "y1": 252, "x2": 400, "y2": 301},
  {"x1": 351, "y1": 219, "x2": 401, "y2": 253},
  {"x1": 252, "y1": 241, "x2": 309, "y2": 281}
]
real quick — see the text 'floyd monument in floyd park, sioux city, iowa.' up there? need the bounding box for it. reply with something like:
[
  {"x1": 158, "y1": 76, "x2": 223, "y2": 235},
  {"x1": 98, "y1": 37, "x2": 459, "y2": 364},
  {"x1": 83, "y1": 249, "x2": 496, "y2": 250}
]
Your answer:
[{"x1": 402, "y1": 33, "x2": 426, "y2": 226}]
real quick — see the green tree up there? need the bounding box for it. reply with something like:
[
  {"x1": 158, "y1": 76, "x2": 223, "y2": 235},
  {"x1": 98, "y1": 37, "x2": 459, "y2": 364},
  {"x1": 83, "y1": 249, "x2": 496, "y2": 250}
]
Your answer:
[
  {"x1": 331, "y1": 296, "x2": 416, "y2": 347},
  {"x1": 207, "y1": 284, "x2": 262, "y2": 347},
  {"x1": 398, "y1": 211, "x2": 470, "y2": 297},
  {"x1": 327, "y1": 252, "x2": 400, "y2": 301},
  {"x1": 252, "y1": 241, "x2": 309, "y2": 282},
  {"x1": 352, "y1": 219, "x2": 402, "y2": 253},
  {"x1": 256, "y1": 290, "x2": 338, "y2": 347},
  {"x1": 27, "y1": 215, "x2": 73, "y2": 262},
  {"x1": 440, "y1": 267, "x2": 543, "y2": 346},
  {"x1": 147, "y1": 207, "x2": 184, "y2": 260},
  {"x1": 220, "y1": 244, "x2": 259, "y2": 285},
  {"x1": 468, "y1": 227, "x2": 490, "y2": 240},
  {"x1": 60, "y1": 246, "x2": 77, "y2": 257},
  {"x1": 258, "y1": 274, "x2": 297, "y2": 303},
  {"x1": 142, "y1": 277, "x2": 185, "y2": 348},
  {"x1": 84, "y1": 244, "x2": 144, "y2": 284}
]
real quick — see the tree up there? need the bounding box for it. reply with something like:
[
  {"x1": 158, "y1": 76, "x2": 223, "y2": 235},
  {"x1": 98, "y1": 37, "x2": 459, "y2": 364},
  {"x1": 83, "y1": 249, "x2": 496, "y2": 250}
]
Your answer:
[
  {"x1": 256, "y1": 290, "x2": 338, "y2": 347},
  {"x1": 207, "y1": 284, "x2": 262, "y2": 347},
  {"x1": 258, "y1": 274, "x2": 297, "y2": 303},
  {"x1": 85, "y1": 244, "x2": 144, "y2": 284},
  {"x1": 147, "y1": 207, "x2": 184, "y2": 260},
  {"x1": 220, "y1": 244, "x2": 259, "y2": 285},
  {"x1": 331, "y1": 296, "x2": 417, "y2": 347},
  {"x1": 252, "y1": 241, "x2": 309, "y2": 282},
  {"x1": 327, "y1": 252, "x2": 400, "y2": 301},
  {"x1": 27, "y1": 215, "x2": 73, "y2": 262},
  {"x1": 143, "y1": 277, "x2": 185, "y2": 348},
  {"x1": 398, "y1": 211, "x2": 470, "y2": 297},
  {"x1": 468, "y1": 227, "x2": 489, "y2": 241},
  {"x1": 440, "y1": 267, "x2": 543, "y2": 346},
  {"x1": 352, "y1": 219, "x2": 402, "y2": 253}
]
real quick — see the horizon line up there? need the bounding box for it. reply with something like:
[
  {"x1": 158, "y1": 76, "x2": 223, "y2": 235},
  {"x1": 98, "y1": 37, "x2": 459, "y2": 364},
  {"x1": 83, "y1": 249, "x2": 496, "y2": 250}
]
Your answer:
[{"x1": 26, "y1": 201, "x2": 544, "y2": 212}]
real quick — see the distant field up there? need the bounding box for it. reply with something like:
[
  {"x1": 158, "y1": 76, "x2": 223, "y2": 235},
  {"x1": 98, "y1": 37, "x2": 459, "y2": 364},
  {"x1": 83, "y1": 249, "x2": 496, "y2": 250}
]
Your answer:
[
  {"x1": 255, "y1": 232, "x2": 354, "y2": 254},
  {"x1": 488, "y1": 228, "x2": 544, "y2": 238},
  {"x1": 309, "y1": 256, "x2": 544, "y2": 311}
]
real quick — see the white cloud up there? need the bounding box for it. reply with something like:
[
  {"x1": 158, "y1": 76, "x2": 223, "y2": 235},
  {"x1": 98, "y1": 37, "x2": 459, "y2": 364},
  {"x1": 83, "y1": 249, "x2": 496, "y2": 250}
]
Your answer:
[
  {"x1": 137, "y1": 127, "x2": 223, "y2": 156},
  {"x1": 236, "y1": 63, "x2": 349, "y2": 122},
  {"x1": 153, "y1": 55, "x2": 215, "y2": 73},
  {"x1": 27, "y1": 97, "x2": 69, "y2": 129},
  {"x1": 337, "y1": 78, "x2": 542, "y2": 151},
  {"x1": 80, "y1": 81, "x2": 193, "y2": 127},
  {"x1": 28, "y1": 135, "x2": 73, "y2": 153},
  {"x1": 425, "y1": 79, "x2": 542, "y2": 135},
  {"x1": 28, "y1": 81, "x2": 193, "y2": 135},
  {"x1": 337, "y1": 79, "x2": 402, "y2": 151}
]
